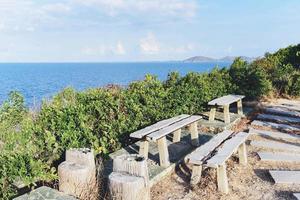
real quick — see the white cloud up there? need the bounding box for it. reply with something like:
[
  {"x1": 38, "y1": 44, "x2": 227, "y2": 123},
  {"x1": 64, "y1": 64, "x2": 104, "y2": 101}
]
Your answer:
[
  {"x1": 41, "y1": 3, "x2": 71, "y2": 14},
  {"x1": 75, "y1": 0, "x2": 198, "y2": 18},
  {"x1": 140, "y1": 33, "x2": 160, "y2": 55},
  {"x1": 173, "y1": 44, "x2": 194, "y2": 53},
  {"x1": 115, "y1": 42, "x2": 126, "y2": 55},
  {"x1": 82, "y1": 42, "x2": 126, "y2": 56}
]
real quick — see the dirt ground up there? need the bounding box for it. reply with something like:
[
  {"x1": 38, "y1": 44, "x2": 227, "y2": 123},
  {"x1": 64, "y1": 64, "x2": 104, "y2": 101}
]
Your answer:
[{"x1": 151, "y1": 116, "x2": 300, "y2": 200}]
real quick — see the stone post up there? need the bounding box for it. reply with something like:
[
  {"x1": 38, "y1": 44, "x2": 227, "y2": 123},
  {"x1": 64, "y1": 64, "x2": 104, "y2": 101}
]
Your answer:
[
  {"x1": 58, "y1": 148, "x2": 97, "y2": 199},
  {"x1": 108, "y1": 154, "x2": 150, "y2": 200}
]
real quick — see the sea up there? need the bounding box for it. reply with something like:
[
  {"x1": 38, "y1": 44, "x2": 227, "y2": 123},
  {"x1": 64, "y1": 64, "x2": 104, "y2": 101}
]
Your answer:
[{"x1": 0, "y1": 62, "x2": 231, "y2": 107}]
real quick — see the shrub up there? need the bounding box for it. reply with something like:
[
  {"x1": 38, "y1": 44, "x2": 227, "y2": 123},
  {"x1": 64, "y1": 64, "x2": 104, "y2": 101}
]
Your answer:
[{"x1": 229, "y1": 58, "x2": 272, "y2": 99}]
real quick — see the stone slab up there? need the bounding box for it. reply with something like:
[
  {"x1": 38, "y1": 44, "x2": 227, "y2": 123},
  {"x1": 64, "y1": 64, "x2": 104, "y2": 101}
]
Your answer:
[
  {"x1": 249, "y1": 128, "x2": 300, "y2": 141},
  {"x1": 250, "y1": 140, "x2": 300, "y2": 153},
  {"x1": 257, "y1": 113, "x2": 300, "y2": 124},
  {"x1": 269, "y1": 170, "x2": 300, "y2": 184},
  {"x1": 13, "y1": 186, "x2": 77, "y2": 200},
  {"x1": 208, "y1": 95, "x2": 245, "y2": 106},
  {"x1": 258, "y1": 152, "x2": 300, "y2": 163},
  {"x1": 264, "y1": 106, "x2": 300, "y2": 118},
  {"x1": 251, "y1": 120, "x2": 300, "y2": 132},
  {"x1": 294, "y1": 193, "x2": 300, "y2": 200}
]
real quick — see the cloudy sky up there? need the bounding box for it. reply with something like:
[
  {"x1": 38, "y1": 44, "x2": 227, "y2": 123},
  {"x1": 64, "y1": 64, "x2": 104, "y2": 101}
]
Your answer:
[{"x1": 0, "y1": 0, "x2": 299, "y2": 62}]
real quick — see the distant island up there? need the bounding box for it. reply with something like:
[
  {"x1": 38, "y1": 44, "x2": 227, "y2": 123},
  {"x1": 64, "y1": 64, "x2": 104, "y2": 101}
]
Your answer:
[{"x1": 184, "y1": 56, "x2": 257, "y2": 63}]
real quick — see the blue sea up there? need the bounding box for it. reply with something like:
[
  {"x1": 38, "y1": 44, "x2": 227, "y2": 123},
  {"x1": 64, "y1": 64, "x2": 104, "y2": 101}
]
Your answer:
[{"x1": 0, "y1": 62, "x2": 231, "y2": 106}]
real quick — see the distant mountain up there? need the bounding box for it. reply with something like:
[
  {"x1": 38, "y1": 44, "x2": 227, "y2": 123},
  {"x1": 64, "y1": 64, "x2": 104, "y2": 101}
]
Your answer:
[{"x1": 184, "y1": 56, "x2": 257, "y2": 63}]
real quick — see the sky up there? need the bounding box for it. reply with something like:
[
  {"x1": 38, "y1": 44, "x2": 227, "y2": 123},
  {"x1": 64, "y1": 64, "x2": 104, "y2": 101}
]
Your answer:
[{"x1": 0, "y1": 0, "x2": 299, "y2": 62}]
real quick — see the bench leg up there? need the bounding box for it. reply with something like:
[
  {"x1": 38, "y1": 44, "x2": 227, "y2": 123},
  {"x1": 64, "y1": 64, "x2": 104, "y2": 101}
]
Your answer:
[
  {"x1": 188, "y1": 122, "x2": 199, "y2": 147},
  {"x1": 209, "y1": 107, "x2": 216, "y2": 122},
  {"x1": 139, "y1": 139, "x2": 149, "y2": 159},
  {"x1": 238, "y1": 143, "x2": 247, "y2": 165},
  {"x1": 237, "y1": 99, "x2": 243, "y2": 115},
  {"x1": 223, "y1": 105, "x2": 230, "y2": 124},
  {"x1": 190, "y1": 165, "x2": 202, "y2": 185},
  {"x1": 217, "y1": 164, "x2": 229, "y2": 194},
  {"x1": 157, "y1": 136, "x2": 170, "y2": 167},
  {"x1": 173, "y1": 129, "x2": 181, "y2": 143}
]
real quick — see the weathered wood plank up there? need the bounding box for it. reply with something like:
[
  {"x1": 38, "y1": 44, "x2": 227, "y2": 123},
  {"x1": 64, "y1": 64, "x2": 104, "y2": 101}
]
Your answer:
[
  {"x1": 223, "y1": 105, "x2": 230, "y2": 124},
  {"x1": 172, "y1": 129, "x2": 182, "y2": 143},
  {"x1": 257, "y1": 113, "x2": 300, "y2": 124},
  {"x1": 238, "y1": 143, "x2": 247, "y2": 165},
  {"x1": 208, "y1": 95, "x2": 245, "y2": 106},
  {"x1": 130, "y1": 114, "x2": 190, "y2": 139},
  {"x1": 258, "y1": 152, "x2": 300, "y2": 163},
  {"x1": 294, "y1": 193, "x2": 300, "y2": 200},
  {"x1": 251, "y1": 120, "x2": 300, "y2": 132},
  {"x1": 269, "y1": 170, "x2": 300, "y2": 184},
  {"x1": 190, "y1": 165, "x2": 202, "y2": 185},
  {"x1": 264, "y1": 106, "x2": 300, "y2": 118},
  {"x1": 157, "y1": 136, "x2": 170, "y2": 167},
  {"x1": 249, "y1": 128, "x2": 300, "y2": 141},
  {"x1": 147, "y1": 115, "x2": 202, "y2": 141},
  {"x1": 139, "y1": 140, "x2": 149, "y2": 159},
  {"x1": 250, "y1": 140, "x2": 300, "y2": 153},
  {"x1": 187, "y1": 130, "x2": 233, "y2": 165},
  {"x1": 206, "y1": 132, "x2": 249, "y2": 167},
  {"x1": 217, "y1": 164, "x2": 229, "y2": 194}
]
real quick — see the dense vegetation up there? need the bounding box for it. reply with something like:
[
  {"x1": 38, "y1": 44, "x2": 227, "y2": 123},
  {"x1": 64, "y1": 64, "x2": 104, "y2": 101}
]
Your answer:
[{"x1": 0, "y1": 44, "x2": 299, "y2": 199}]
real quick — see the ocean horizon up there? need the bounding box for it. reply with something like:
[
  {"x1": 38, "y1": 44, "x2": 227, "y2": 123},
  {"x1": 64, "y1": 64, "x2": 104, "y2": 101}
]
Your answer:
[{"x1": 0, "y1": 61, "x2": 231, "y2": 106}]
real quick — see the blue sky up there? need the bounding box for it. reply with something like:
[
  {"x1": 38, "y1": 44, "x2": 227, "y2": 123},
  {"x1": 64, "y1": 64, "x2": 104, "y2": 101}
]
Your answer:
[{"x1": 0, "y1": 0, "x2": 299, "y2": 62}]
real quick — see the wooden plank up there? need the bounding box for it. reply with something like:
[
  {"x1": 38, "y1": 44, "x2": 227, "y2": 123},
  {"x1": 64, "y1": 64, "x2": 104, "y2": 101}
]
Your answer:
[
  {"x1": 223, "y1": 105, "x2": 230, "y2": 123},
  {"x1": 172, "y1": 129, "x2": 181, "y2": 143},
  {"x1": 251, "y1": 120, "x2": 300, "y2": 132},
  {"x1": 189, "y1": 122, "x2": 199, "y2": 146},
  {"x1": 257, "y1": 113, "x2": 300, "y2": 124},
  {"x1": 264, "y1": 106, "x2": 300, "y2": 118},
  {"x1": 238, "y1": 143, "x2": 247, "y2": 165},
  {"x1": 237, "y1": 99, "x2": 243, "y2": 115},
  {"x1": 130, "y1": 114, "x2": 190, "y2": 139},
  {"x1": 208, "y1": 95, "x2": 245, "y2": 106},
  {"x1": 209, "y1": 107, "x2": 216, "y2": 122},
  {"x1": 206, "y1": 132, "x2": 249, "y2": 167},
  {"x1": 217, "y1": 164, "x2": 229, "y2": 194},
  {"x1": 188, "y1": 130, "x2": 233, "y2": 165},
  {"x1": 147, "y1": 115, "x2": 202, "y2": 141},
  {"x1": 269, "y1": 170, "x2": 300, "y2": 184},
  {"x1": 294, "y1": 193, "x2": 300, "y2": 200},
  {"x1": 249, "y1": 128, "x2": 300, "y2": 141},
  {"x1": 157, "y1": 136, "x2": 170, "y2": 167},
  {"x1": 250, "y1": 140, "x2": 300, "y2": 153},
  {"x1": 190, "y1": 165, "x2": 202, "y2": 185},
  {"x1": 139, "y1": 139, "x2": 149, "y2": 159},
  {"x1": 258, "y1": 152, "x2": 300, "y2": 163}
]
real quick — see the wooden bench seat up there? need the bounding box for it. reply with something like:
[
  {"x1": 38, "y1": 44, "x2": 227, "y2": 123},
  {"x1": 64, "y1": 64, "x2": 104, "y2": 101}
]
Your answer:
[
  {"x1": 130, "y1": 114, "x2": 190, "y2": 139},
  {"x1": 208, "y1": 95, "x2": 245, "y2": 124},
  {"x1": 130, "y1": 114, "x2": 202, "y2": 167},
  {"x1": 189, "y1": 131, "x2": 249, "y2": 194}
]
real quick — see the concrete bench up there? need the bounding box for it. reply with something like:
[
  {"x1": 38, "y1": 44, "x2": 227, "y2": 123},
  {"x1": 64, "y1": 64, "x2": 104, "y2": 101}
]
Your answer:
[
  {"x1": 130, "y1": 114, "x2": 202, "y2": 167},
  {"x1": 187, "y1": 131, "x2": 249, "y2": 194},
  {"x1": 208, "y1": 95, "x2": 245, "y2": 124}
]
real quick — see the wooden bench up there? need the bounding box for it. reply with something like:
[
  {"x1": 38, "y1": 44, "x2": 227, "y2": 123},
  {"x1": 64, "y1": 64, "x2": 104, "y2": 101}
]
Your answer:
[
  {"x1": 130, "y1": 114, "x2": 202, "y2": 167},
  {"x1": 208, "y1": 95, "x2": 245, "y2": 124},
  {"x1": 187, "y1": 131, "x2": 249, "y2": 194}
]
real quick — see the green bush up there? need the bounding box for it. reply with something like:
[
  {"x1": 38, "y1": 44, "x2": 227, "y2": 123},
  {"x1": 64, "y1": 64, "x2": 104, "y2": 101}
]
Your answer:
[
  {"x1": 229, "y1": 58, "x2": 272, "y2": 99},
  {"x1": 0, "y1": 92, "x2": 56, "y2": 199}
]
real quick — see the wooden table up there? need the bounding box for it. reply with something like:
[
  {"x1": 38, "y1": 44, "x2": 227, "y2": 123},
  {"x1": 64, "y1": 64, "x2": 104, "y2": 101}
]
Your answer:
[
  {"x1": 208, "y1": 95, "x2": 245, "y2": 124},
  {"x1": 130, "y1": 114, "x2": 202, "y2": 167}
]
